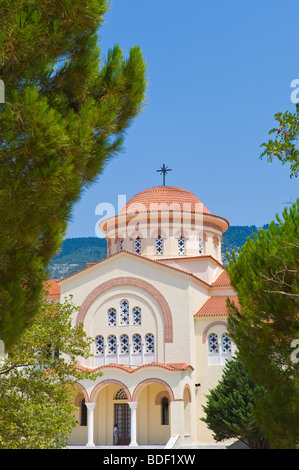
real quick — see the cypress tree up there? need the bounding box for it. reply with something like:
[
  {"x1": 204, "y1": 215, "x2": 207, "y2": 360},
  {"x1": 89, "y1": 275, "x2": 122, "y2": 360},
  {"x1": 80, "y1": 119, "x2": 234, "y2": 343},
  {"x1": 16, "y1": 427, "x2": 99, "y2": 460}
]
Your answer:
[{"x1": 202, "y1": 352, "x2": 269, "y2": 449}]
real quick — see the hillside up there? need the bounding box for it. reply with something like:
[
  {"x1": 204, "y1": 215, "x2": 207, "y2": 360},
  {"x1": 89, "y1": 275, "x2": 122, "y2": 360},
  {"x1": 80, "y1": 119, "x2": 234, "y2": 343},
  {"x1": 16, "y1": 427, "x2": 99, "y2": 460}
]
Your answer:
[
  {"x1": 48, "y1": 237, "x2": 107, "y2": 279},
  {"x1": 48, "y1": 225, "x2": 265, "y2": 278}
]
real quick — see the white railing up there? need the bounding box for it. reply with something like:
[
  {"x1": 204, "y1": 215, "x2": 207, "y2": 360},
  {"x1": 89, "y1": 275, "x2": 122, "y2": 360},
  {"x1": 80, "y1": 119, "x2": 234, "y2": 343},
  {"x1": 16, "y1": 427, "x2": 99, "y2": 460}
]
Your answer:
[{"x1": 94, "y1": 345, "x2": 155, "y2": 367}]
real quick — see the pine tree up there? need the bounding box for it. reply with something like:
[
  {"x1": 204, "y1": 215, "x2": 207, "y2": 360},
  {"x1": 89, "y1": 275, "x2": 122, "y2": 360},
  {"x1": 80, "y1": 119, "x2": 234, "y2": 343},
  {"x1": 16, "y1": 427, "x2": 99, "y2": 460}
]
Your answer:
[
  {"x1": 227, "y1": 202, "x2": 299, "y2": 448},
  {"x1": 0, "y1": 0, "x2": 147, "y2": 349},
  {"x1": 201, "y1": 352, "x2": 269, "y2": 449}
]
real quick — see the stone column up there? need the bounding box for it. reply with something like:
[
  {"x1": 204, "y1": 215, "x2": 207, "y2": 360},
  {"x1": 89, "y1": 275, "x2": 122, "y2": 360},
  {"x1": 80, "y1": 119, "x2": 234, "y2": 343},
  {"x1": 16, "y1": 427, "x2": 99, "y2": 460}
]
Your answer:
[
  {"x1": 85, "y1": 402, "x2": 96, "y2": 447},
  {"x1": 128, "y1": 401, "x2": 139, "y2": 446}
]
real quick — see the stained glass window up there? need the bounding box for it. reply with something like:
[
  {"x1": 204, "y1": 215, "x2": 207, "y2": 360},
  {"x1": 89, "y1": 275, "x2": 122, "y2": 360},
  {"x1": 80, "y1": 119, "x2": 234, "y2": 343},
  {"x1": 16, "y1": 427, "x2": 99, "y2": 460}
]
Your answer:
[
  {"x1": 120, "y1": 334, "x2": 129, "y2": 354},
  {"x1": 222, "y1": 333, "x2": 231, "y2": 353},
  {"x1": 208, "y1": 333, "x2": 219, "y2": 353},
  {"x1": 133, "y1": 334, "x2": 142, "y2": 353},
  {"x1": 132, "y1": 306, "x2": 141, "y2": 325},
  {"x1": 108, "y1": 308, "x2": 116, "y2": 326},
  {"x1": 108, "y1": 335, "x2": 117, "y2": 354},
  {"x1": 95, "y1": 335, "x2": 104, "y2": 355},
  {"x1": 120, "y1": 300, "x2": 129, "y2": 325},
  {"x1": 199, "y1": 237, "x2": 203, "y2": 256},
  {"x1": 145, "y1": 333, "x2": 155, "y2": 353},
  {"x1": 134, "y1": 236, "x2": 141, "y2": 255},
  {"x1": 178, "y1": 235, "x2": 185, "y2": 255},
  {"x1": 155, "y1": 234, "x2": 163, "y2": 255}
]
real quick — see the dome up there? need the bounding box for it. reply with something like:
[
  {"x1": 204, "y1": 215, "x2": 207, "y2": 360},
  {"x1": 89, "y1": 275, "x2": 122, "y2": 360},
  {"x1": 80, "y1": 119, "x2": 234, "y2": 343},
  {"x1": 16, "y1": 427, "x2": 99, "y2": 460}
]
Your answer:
[{"x1": 119, "y1": 186, "x2": 211, "y2": 216}]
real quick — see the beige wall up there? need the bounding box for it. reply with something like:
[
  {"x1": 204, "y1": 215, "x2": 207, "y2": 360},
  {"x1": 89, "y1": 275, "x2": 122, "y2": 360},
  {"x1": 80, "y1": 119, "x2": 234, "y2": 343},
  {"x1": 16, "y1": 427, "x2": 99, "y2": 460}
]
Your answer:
[{"x1": 59, "y1": 250, "x2": 236, "y2": 446}]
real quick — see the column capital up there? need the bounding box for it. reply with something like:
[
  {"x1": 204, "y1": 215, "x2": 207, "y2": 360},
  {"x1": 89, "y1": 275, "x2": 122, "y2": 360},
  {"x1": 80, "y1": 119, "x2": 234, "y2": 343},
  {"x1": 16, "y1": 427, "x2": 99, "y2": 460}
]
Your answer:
[
  {"x1": 85, "y1": 402, "x2": 96, "y2": 411},
  {"x1": 128, "y1": 401, "x2": 139, "y2": 411}
]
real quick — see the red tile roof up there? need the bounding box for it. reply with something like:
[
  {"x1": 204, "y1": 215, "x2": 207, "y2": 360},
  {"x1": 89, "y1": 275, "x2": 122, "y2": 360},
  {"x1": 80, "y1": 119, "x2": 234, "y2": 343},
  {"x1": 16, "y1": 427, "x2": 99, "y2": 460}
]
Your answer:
[
  {"x1": 44, "y1": 279, "x2": 61, "y2": 296},
  {"x1": 119, "y1": 186, "x2": 211, "y2": 215},
  {"x1": 211, "y1": 270, "x2": 231, "y2": 287},
  {"x1": 195, "y1": 295, "x2": 240, "y2": 317}
]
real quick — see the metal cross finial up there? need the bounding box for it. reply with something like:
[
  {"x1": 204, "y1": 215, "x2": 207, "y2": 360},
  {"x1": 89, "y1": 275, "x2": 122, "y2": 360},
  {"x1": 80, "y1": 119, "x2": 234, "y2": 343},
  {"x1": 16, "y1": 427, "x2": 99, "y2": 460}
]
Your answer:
[{"x1": 156, "y1": 163, "x2": 172, "y2": 186}]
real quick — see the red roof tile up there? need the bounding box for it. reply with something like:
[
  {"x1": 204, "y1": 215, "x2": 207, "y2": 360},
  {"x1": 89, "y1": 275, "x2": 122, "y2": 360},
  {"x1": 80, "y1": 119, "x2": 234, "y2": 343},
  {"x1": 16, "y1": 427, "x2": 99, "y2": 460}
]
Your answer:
[
  {"x1": 195, "y1": 295, "x2": 240, "y2": 317},
  {"x1": 119, "y1": 186, "x2": 211, "y2": 215},
  {"x1": 45, "y1": 279, "x2": 61, "y2": 296},
  {"x1": 211, "y1": 270, "x2": 231, "y2": 287}
]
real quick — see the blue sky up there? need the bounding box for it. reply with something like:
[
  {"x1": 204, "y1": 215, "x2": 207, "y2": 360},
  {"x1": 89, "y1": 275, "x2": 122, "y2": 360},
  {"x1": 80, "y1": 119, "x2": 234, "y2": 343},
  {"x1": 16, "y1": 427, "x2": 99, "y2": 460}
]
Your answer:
[{"x1": 66, "y1": 0, "x2": 299, "y2": 238}]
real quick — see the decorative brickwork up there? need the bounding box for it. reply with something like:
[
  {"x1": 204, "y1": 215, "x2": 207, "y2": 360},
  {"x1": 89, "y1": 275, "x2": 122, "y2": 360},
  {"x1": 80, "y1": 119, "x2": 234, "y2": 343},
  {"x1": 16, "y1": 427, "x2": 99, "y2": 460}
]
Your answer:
[
  {"x1": 90, "y1": 379, "x2": 132, "y2": 403},
  {"x1": 132, "y1": 378, "x2": 175, "y2": 402}
]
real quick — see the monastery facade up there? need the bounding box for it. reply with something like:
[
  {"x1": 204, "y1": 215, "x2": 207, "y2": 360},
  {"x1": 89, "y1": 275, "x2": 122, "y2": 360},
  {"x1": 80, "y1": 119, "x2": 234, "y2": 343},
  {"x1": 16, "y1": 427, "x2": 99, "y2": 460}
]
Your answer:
[{"x1": 49, "y1": 185, "x2": 239, "y2": 447}]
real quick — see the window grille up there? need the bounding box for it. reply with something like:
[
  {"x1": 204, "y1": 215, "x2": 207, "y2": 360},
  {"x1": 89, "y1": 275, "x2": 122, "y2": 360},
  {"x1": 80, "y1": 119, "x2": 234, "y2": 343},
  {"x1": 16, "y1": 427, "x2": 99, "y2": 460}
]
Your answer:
[
  {"x1": 145, "y1": 333, "x2": 155, "y2": 353},
  {"x1": 132, "y1": 306, "x2": 141, "y2": 325},
  {"x1": 132, "y1": 334, "x2": 142, "y2": 353},
  {"x1": 120, "y1": 300, "x2": 129, "y2": 325},
  {"x1": 178, "y1": 235, "x2": 185, "y2": 255},
  {"x1": 114, "y1": 388, "x2": 128, "y2": 400},
  {"x1": 134, "y1": 236, "x2": 142, "y2": 255},
  {"x1": 155, "y1": 234, "x2": 163, "y2": 255},
  {"x1": 108, "y1": 335, "x2": 117, "y2": 354},
  {"x1": 222, "y1": 333, "x2": 231, "y2": 353},
  {"x1": 95, "y1": 335, "x2": 104, "y2": 355},
  {"x1": 208, "y1": 333, "x2": 219, "y2": 353},
  {"x1": 108, "y1": 308, "x2": 116, "y2": 326},
  {"x1": 120, "y1": 334, "x2": 129, "y2": 354}
]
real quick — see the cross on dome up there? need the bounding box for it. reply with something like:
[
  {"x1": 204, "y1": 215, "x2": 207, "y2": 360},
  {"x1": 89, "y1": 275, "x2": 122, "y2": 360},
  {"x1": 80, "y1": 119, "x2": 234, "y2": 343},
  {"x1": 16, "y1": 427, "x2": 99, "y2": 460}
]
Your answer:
[{"x1": 156, "y1": 164, "x2": 172, "y2": 186}]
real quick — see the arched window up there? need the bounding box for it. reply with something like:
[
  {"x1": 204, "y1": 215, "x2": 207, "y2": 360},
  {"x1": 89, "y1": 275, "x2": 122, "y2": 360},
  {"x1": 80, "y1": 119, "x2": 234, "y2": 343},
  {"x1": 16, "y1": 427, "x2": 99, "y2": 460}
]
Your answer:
[
  {"x1": 114, "y1": 388, "x2": 128, "y2": 400},
  {"x1": 95, "y1": 335, "x2": 104, "y2": 355},
  {"x1": 145, "y1": 333, "x2": 155, "y2": 353},
  {"x1": 178, "y1": 235, "x2": 185, "y2": 255},
  {"x1": 80, "y1": 399, "x2": 87, "y2": 426},
  {"x1": 208, "y1": 333, "x2": 219, "y2": 353},
  {"x1": 108, "y1": 335, "x2": 117, "y2": 354},
  {"x1": 132, "y1": 306, "x2": 141, "y2": 325},
  {"x1": 155, "y1": 234, "x2": 163, "y2": 255},
  {"x1": 134, "y1": 236, "x2": 142, "y2": 255},
  {"x1": 161, "y1": 397, "x2": 169, "y2": 425},
  {"x1": 132, "y1": 334, "x2": 142, "y2": 353},
  {"x1": 199, "y1": 237, "x2": 204, "y2": 256},
  {"x1": 120, "y1": 334, "x2": 129, "y2": 354},
  {"x1": 108, "y1": 308, "x2": 116, "y2": 326},
  {"x1": 222, "y1": 333, "x2": 231, "y2": 353},
  {"x1": 120, "y1": 300, "x2": 129, "y2": 325}
]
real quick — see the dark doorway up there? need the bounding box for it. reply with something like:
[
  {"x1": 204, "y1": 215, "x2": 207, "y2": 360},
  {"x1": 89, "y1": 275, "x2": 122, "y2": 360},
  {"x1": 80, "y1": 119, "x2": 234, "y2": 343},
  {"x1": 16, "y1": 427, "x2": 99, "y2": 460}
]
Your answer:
[{"x1": 114, "y1": 403, "x2": 131, "y2": 445}]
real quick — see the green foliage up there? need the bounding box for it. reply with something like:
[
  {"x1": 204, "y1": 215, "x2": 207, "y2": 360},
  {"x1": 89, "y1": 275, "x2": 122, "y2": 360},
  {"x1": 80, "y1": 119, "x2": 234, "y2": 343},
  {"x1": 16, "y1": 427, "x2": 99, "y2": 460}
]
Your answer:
[
  {"x1": 0, "y1": 0, "x2": 147, "y2": 349},
  {"x1": 227, "y1": 202, "x2": 299, "y2": 448},
  {"x1": 260, "y1": 103, "x2": 299, "y2": 178},
  {"x1": 0, "y1": 293, "x2": 101, "y2": 449},
  {"x1": 202, "y1": 352, "x2": 269, "y2": 449}
]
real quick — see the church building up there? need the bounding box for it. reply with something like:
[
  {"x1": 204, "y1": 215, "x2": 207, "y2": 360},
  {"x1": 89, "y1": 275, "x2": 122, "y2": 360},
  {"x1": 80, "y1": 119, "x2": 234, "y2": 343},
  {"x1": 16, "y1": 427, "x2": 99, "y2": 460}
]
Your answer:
[{"x1": 49, "y1": 184, "x2": 239, "y2": 447}]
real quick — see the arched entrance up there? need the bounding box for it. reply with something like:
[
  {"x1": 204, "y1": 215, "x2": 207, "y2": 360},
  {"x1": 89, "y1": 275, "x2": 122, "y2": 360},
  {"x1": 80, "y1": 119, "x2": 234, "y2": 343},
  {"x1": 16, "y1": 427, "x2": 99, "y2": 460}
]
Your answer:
[
  {"x1": 91, "y1": 380, "x2": 132, "y2": 446},
  {"x1": 132, "y1": 379, "x2": 174, "y2": 445}
]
